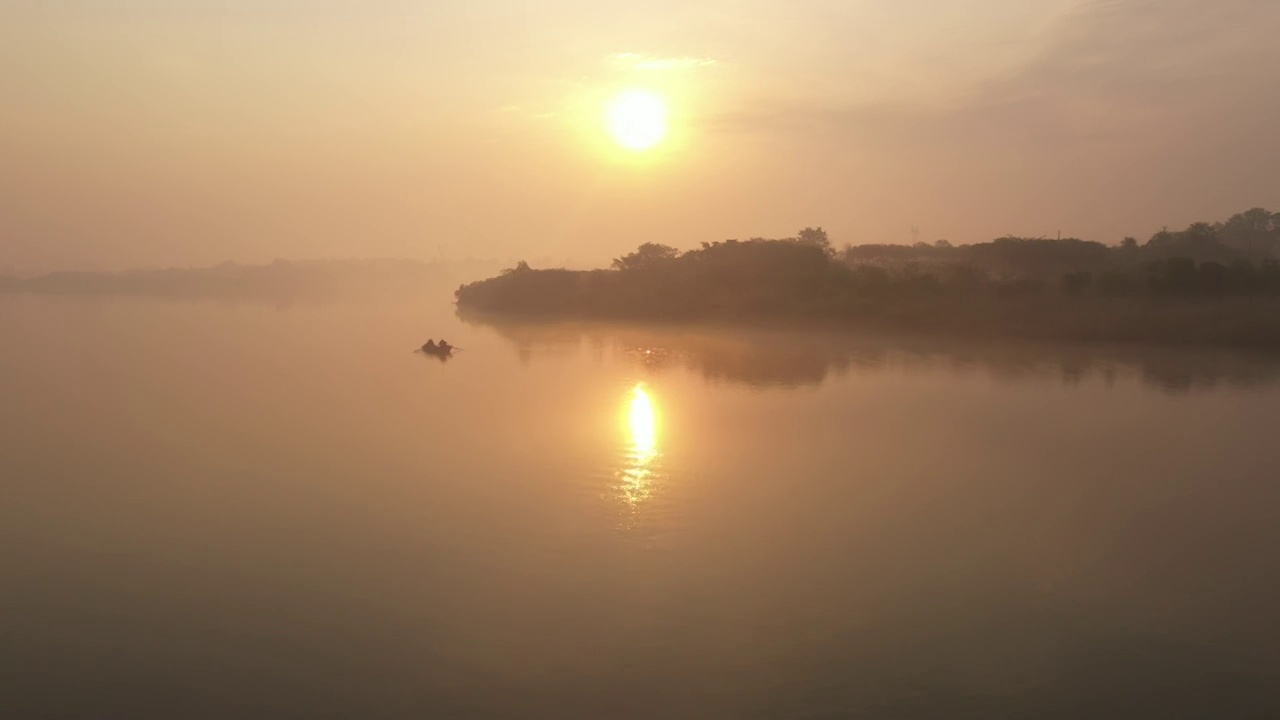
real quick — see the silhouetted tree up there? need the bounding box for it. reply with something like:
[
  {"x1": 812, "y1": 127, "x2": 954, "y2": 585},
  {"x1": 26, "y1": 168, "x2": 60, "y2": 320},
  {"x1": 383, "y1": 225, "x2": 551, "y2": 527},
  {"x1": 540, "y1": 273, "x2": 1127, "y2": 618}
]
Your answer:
[
  {"x1": 1220, "y1": 208, "x2": 1277, "y2": 257},
  {"x1": 796, "y1": 227, "x2": 830, "y2": 251},
  {"x1": 1144, "y1": 222, "x2": 1236, "y2": 262},
  {"x1": 612, "y1": 243, "x2": 680, "y2": 271},
  {"x1": 794, "y1": 227, "x2": 836, "y2": 260}
]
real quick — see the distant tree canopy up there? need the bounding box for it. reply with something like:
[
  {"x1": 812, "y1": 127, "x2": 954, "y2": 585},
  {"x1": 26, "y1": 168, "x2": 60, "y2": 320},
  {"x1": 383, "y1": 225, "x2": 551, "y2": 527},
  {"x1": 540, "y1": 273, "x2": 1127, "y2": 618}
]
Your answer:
[
  {"x1": 843, "y1": 235, "x2": 1112, "y2": 280},
  {"x1": 1145, "y1": 222, "x2": 1228, "y2": 261},
  {"x1": 1137, "y1": 209, "x2": 1280, "y2": 261},
  {"x1": 838, "y1": 207, "x2": 1279, "y2": 276},
  {"x1": 612, "y1": 243, "x2": 681, "y2": 271},
  {"x1": 1218, "y1": 208, "x2": 1279, "y2": 256},
  {"x1": 796, "y1": 227, "x2": 831, "y2": 252},
  {"x1": 455, "y1": 208, "x2": 1280, "y2": 348}
]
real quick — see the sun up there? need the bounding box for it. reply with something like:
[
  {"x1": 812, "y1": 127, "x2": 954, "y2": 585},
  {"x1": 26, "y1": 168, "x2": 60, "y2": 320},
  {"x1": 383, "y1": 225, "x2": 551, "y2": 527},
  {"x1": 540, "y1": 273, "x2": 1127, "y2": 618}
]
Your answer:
[{"x1": 606, "y1": 90, "x2": 669, "y2": 152}]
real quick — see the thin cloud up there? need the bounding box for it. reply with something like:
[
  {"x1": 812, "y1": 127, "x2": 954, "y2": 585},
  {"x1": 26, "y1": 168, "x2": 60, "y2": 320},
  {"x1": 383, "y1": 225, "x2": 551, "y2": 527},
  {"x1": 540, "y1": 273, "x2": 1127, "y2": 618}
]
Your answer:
[{"x1": 713, "y1": 0, "x2": 1280, "y2": 148}]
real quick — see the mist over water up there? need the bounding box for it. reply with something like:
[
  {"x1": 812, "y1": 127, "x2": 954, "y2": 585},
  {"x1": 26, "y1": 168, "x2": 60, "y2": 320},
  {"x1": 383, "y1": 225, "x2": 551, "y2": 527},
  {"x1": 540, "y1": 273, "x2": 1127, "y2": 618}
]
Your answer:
[
  {"x1": 8, "y1": 0, "x2": 1280, "y2": 714},
  {"x1": 3, "y1": 293, "x2": 1279, "y2": 718}
]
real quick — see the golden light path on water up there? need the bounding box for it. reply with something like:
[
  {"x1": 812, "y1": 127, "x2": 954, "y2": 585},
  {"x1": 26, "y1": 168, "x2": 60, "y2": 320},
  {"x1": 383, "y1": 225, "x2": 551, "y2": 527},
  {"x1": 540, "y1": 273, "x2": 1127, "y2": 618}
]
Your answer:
[{"x1": 620, "y1": 382, "x2": 659, "y2": 507}]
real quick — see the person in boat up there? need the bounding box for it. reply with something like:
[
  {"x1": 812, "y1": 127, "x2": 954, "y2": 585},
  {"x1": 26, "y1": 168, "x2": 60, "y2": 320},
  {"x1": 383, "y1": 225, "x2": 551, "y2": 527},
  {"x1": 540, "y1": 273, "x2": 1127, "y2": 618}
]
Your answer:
[
  {"x1": 436, "y1": 339, "x2": 452, "y2": 352},
  {"x1": 423, "y1": 339, "x2": 437, "y2": 351}
]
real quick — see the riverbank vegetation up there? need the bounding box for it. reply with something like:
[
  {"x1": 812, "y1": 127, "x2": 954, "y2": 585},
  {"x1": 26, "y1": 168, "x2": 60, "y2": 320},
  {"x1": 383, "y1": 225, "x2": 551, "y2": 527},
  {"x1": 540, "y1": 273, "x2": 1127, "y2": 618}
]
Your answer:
[{"x1": 455, "y1": 208, "x2": 1280, "y2": 348}]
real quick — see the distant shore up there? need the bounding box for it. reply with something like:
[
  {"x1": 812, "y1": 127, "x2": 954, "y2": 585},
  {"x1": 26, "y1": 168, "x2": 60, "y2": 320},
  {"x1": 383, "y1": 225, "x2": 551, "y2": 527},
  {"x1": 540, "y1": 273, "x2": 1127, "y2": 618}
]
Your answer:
[
  {"x1": 455, "y1": 231, "x2": 1280, "y2": 351},
  {"x1": 0, "y1": 258, "x2": 500, "y2": 303}
]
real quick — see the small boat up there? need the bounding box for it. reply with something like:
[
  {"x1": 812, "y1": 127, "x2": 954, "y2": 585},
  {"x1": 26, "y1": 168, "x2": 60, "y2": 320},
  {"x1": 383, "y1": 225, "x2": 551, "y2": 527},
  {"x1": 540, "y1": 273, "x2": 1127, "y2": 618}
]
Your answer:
[{"x1": 420, "y1": 342, "x2": 454, "y2": 356}]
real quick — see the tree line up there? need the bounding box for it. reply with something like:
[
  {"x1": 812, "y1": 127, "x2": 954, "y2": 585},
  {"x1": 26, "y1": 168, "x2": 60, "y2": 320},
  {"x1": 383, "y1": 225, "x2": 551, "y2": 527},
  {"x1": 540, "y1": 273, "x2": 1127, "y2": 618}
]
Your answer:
[
  {"x1": 454, "y1": 207, "x2": 1280, "y2": 348},
  {"x1": 603, "y1": 208, "x2": 1280, "y2": 298}
]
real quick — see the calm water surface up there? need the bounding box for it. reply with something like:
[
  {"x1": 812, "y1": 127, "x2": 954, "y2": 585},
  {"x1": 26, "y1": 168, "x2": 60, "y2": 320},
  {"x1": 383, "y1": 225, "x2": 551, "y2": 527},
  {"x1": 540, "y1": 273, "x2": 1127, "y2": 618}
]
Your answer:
[{"x1": 3, "y1": 294, "x2": 1279, "y2": 718}]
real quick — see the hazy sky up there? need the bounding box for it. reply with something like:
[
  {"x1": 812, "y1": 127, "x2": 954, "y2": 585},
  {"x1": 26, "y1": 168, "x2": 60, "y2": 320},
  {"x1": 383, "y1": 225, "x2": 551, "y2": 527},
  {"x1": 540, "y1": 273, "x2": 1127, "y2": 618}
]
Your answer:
[{"x1": 2, "y1": 0, "x2": 1278, "y2": 271}]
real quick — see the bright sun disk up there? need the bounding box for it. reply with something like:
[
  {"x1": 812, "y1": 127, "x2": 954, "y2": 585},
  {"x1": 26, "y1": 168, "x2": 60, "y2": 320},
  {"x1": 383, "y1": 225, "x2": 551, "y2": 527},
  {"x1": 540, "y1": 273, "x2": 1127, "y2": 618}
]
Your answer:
[{"x1": 606, "y1": 90, "x2": 669, "y2": 152}]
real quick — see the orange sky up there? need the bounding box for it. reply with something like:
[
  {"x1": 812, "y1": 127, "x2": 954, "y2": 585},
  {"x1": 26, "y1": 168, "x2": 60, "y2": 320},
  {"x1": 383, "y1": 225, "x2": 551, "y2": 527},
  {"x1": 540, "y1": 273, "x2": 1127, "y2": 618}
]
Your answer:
[{"x1": 2, "y1": 0, "x2": 1278, "y2": 271}]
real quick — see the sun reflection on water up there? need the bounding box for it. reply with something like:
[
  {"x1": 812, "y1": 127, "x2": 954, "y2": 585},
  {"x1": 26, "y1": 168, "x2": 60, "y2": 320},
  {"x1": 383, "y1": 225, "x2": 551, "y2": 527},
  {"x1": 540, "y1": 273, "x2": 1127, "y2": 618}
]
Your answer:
[{"x1": 620, "y1": 382, "x2": 660, "y2": 508}]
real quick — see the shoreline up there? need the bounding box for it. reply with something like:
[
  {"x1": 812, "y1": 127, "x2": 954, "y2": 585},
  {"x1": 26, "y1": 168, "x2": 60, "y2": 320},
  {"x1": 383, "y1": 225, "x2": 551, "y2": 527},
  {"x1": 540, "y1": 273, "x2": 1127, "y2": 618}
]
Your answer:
[{"x1": 455, "y1": 296, "x2": 1280, "y2": 353}]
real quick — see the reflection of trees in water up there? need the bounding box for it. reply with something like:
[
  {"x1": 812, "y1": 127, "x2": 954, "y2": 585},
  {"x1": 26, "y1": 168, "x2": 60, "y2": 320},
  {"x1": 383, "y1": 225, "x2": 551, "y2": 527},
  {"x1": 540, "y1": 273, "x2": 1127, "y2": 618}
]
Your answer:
[
  {"x1": 618, "y1": 341, "x2": 834, "y2": 388},
  {"x1": 461, "y1": 311, "x2": 1280, "y2": 392},
  {"x1": 910, "y1": 341, "x2": 1280, "y2": 393}
]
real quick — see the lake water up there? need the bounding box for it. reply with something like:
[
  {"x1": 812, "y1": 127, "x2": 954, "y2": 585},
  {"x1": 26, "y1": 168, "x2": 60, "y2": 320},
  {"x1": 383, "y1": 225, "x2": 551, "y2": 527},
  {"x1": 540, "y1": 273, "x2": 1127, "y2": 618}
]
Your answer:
[{"x1": 3, "y1": 293, "x2": 1280, "y2": 719}]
